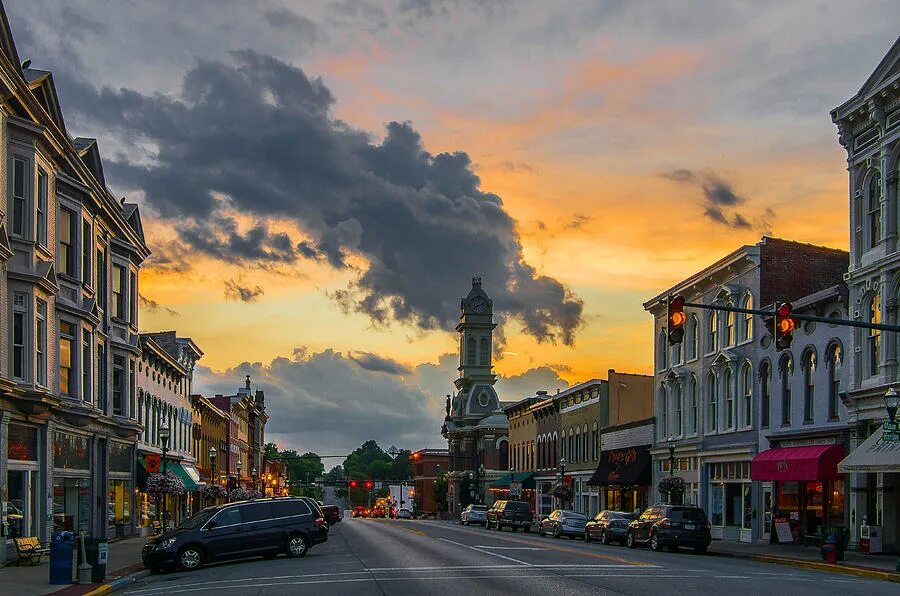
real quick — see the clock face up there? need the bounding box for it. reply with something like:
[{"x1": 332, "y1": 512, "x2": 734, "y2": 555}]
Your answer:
[{"x1": 471, "y1": 297, "x2": 488, "y2": 313}]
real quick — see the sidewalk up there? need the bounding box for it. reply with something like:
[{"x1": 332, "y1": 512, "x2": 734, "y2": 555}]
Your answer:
[
  {"x1": 0, "y1": 536, "x2": 149, "y2": 596},
  {"x1": 711, "y1": 540, "x2": 900, "y2": 582}
]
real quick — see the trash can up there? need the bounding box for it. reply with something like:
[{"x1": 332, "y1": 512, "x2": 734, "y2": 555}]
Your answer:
[
  {"x1": 78, "y1": 537, "x2": 109, "y2": 583},
  {"x1": 49, "y1": 531, "x2": 77, "y2": 585}
]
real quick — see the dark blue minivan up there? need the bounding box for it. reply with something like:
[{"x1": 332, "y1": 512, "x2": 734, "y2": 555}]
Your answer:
[{"x1": 142, "y1": 497, "x2": 328, "y2": 572}]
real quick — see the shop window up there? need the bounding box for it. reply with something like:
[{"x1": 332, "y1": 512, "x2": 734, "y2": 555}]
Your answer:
[
  {"x1": 53, "y1": 432, "x2": 90, "y2": 470},
  {"x1": 108, "y1": 479, "x2": 132, "y2": 529},
  {"x1": 53, "y1": 477, "x2": 91, "y2": 533},
  {"x1": 109, "y1": 442, "x2": 132, "y2": 473},
  {"x1": 8, "y1": 423, "x2": 38, "y2": 461}
]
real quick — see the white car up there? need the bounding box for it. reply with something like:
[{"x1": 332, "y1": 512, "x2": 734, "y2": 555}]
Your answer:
[
  {"x1": 397, "y1": 508, "x2": 413, "y2": 519},
  {"x1": 460, "y1": 504, "x2": 488, "y2": 526}
]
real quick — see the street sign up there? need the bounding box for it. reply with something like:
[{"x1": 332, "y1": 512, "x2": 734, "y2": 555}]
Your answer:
[
  {"x1": 883, "y1": 421, "x2": 900, "y2": 442},
  {"x1": 510, "y1": 481, "x2": 522, "y2": 497}
]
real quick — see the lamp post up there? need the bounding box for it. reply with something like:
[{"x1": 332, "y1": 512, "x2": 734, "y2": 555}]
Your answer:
[
  {"x1": 236, "y1": 460, "x2": 243, "y2": 490},
  {"x1": 252, "y1": 467, "x2": 258, "y2": 493},
  {"x1": 467, "y1": 471, "x2": 475, "y2": 505},
  {"x1": 209, "y1": 447, "x2": 217, "y2": 503},
  {"x1": 509, "y1": 466, "x2": 515, "y2": 498},
  {"x1": 886, "y1": 387, "x2": 899, "y2": 423},
  {"x1": 159, "y1": 422, "x2": 170, "y2": 530},
  {"x1": 559, "y1": 457, "x2": 567, "y2": 508},
  {"x1": 478, "y1": 464, "x2": 485, "y2": 504}
]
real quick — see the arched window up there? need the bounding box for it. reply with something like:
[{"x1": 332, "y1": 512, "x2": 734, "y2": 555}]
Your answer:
[
  {"x1": 479, "y1": 337, "x2": 490, "y2": 365},
  {"x1": 868, "y1": 290, "x2": 881, "y2": 377},
  {"x1": 726, "y1": 307, "x2": 735, "y2": 347},
  {"x1": 671, "y1": 332, "x2": 683, "y2": 366},
  {"x1": 781, "y1": 354, "x2": 793, "y2": 426},
  {"x1": 706, "y1": 372, "x2": 717, "y2": 433},
  {"x1": 803, "y1": 349, "x2": 817, "y2": 423},
  {"x1": 708, "y1": 311, "x2": 718, "y2": 353},
  {"x1": 592, "y1": 422, "x2": 599, "y2": 460},
  {"x1": 466, "y1": 336, "x2": 476, "y2": 366},
  {"x1": 568, "y1": 429, "x2": 574, "y2": 463},
  {"x1": 868, "y1": 170, "x2": 882, "y2": 249},
  {"x1": 658, "y1": 330, "x2": 668, "y2": 370},
  {"x1": 760, "y1": 361, "x2": 771, "y2": 428},
  {"x1": 582, "y1": 424, "x2": 589, "y2": 461},
  {"x1": 687, "y1": 315, "x2": 699, "y2": 360},
  {"x1": 688, "y1": 374, "x2": 698, "y2": 434},
  {"x1": 828, "y1": 342, "x2": 842, "y2": 420},
  {"x1": 674, "y1": 382, "x2": 683, "y2": 436},
  {"x1": 724, "y1": 368, "x2": 735, "y2": 430},
  {"x1": 499, "y1": 440, "x2": 509, "y2": 470},
  {"x1": 659, "y1": 386, "x2": 668, "y2": 440},
  {"x1": 741, "y1": 362, "x2": 752, "y2": 428},
  {"x1": 742, "y1": 293, "x2": 753, "y2": 341},
  {"x1": 574, "y1": 428, "x2": 581, "y2": 463}
]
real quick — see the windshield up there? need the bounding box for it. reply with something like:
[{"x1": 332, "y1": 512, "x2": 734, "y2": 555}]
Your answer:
[
  {"x1": 177, "y1": 508, "x2": 217, "y2": 531},
  {"x1": 506, "y1": 502, "x2": 531, "y2": 511},
  {"x1": 562, "y1": 511, "x2": 587, "y2": 520},
  {"x1": 471, "y1": 505, "x2": 488, "y2": 511},
  {"x1": 669, "y1": 508, "x2": 708, "y2": 523}
]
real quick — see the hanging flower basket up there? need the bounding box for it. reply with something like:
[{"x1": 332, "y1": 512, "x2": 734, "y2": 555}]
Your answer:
[
  {"x1": 228, "y1": 488, "x2": 250, "y2": 502},
  {"x1": 202, "y1": 485, "x2": 227, "y2": 500},
  {"x1": 550, "y1": 483, "x2": 573, "y2": 500},
  {"x1": 248, "y1": 490, "x2": 264, "y2": 499},
  {"x1": 147, "y1": 472, "x2": 186, "y2": 496},
  {"x1": 658, "y1": 476, "x2": 685, "y2": 497}
]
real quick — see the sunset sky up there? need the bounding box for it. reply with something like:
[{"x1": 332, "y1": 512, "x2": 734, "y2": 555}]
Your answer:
[{"x1": 8, "y1": 1, "x2": 899, "y2": 457}]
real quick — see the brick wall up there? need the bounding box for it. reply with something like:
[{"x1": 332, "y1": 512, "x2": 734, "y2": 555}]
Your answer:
[{"x1": 759, "y1": 237, "x2": 848, "y2": 307}]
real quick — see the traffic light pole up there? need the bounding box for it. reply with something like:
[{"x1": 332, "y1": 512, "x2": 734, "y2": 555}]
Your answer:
[{"x1": 681, "y1": 301, "x2": 900, "y2": 334}]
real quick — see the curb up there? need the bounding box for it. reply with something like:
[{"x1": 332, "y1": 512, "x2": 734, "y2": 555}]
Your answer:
[
  {"x1": 715, "y1": 550, "x2": 899, "y2": 583},
  {"x1": 84, "y1": 569, "x2": 151, "y2": 596}
]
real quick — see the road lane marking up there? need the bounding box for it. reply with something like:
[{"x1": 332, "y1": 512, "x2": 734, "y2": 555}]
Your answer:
[
  {"x1": 473, "y1": 545, "x2": 547, "y2": 550},
  {"x1": 438, "y1": 537, "x2": 534, "y2": 565}
]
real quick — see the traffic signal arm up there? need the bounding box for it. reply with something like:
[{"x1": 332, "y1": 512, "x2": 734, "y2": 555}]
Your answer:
[{"x1": 681, "y1": 300, "x2": 900, "y2": 334}]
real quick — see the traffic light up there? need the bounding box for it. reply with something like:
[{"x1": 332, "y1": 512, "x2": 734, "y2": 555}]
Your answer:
[
  {"x1": 365, "y1": 480, "x2": 374, "y2": 490},
  {"x1": 349, "y1": 480, "x2": 358, "y2": 489},
  {"x1": 667, "y1": 295, "x2": 687, "y2": 345},
  {"x1": 774, "y1": 302, "x2": 795, "y2": 351}
]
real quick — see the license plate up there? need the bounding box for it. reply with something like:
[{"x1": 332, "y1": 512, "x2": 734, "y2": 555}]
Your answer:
[{"x1": 684, "y1": 524, "x2": 695, "y2": 530}]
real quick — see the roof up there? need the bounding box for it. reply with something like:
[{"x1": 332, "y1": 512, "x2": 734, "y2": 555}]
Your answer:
[{"x1": 832, "y1": 35, "x2": 900, "y2": 121}]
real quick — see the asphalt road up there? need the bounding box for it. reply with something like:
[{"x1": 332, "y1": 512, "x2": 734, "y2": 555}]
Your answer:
[{"x1": 123, "y1": 518, "x2": 895, "y2": 595}]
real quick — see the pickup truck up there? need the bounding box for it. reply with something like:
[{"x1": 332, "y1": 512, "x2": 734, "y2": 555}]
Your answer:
[
  {"x1": 321, "y1": 504, "x2": 342, "y2": 525},
  {"x1": 486, "y1": 500, "x2": 533, "y2": 532}
]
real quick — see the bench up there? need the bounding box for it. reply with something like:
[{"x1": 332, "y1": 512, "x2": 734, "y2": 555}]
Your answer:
[{"x1": 14, "y1": 536, "x2": 50, "y2": 566}]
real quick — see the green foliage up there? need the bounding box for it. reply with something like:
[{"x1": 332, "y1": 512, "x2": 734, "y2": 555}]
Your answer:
[
  {"x1": 264, "y1": 442, "x2": 279, "y2": 459},
  {"x1": 433, "y1": 473, "x2": 449, "y2": 512}
]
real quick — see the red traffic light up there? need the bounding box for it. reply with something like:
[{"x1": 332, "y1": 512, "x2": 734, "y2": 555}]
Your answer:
[
  {"x1": 667, "y1": 295, "x2": 686, "y2": 345},
  {"x1": 349, "y1": 480, "x2": 358, "y2": 488},
  {"x1": 365, "y1": 480, "x2": 374, "y2": 490}
]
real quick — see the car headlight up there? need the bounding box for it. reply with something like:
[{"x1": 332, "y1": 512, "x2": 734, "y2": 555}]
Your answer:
[{"x1": 156, "y1": 538, "x2": 177, "y2": 550}]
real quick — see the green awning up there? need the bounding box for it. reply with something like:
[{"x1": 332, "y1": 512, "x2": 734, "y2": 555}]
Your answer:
[
  {"x1": 169, "y1": 462, "x2": 201, "y2": 491},
  {"x1": 489, "y1": 472, "x2": 535, "y2": 489}
]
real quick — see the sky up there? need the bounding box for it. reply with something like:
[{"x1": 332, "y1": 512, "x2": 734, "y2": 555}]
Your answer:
[{"x1": 7, "y1": 0, "x2": 899, "y2": 458}]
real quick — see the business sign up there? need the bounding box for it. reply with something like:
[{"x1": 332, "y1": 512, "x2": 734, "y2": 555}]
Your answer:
[
  {"x1": 145, "y1": 454, "x2": 161, "y2": 473},
  {"x1": 510, "y1": 481, "x2": 522, "y2": 496},
  {"x1": 883, "y1": 421, "x2": 900, "y2": 443}
]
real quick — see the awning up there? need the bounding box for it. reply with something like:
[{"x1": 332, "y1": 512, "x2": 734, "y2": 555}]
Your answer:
[
  {"x1": 587, "y1": 445, "x2": 651, "y2": 486},
  {"x1": 838, "y1": 425, "x2": 900, "y2": 473},
  {"x1": 169, "y1": 462, "x2": 201, "y2": 491},
  {"x1": 489, "y1": 472, "x2": 535, "y2": 489},
  {"x1": 750, "y1": 444, "x2": 844, "y2": 481}
]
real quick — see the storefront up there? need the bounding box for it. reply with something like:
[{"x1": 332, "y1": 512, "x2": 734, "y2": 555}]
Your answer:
[
  {"x1": 488, "y1": 473, "x2": 536, "y2": 511},
  {"x1": 706, "y1": 460, "x2": 753, "y2": 542},
  {"x1": 52, "y1": 431, "x2": 93, "y2": 535},
  {"x1": 4, "y1": 422, "x2": 41, "y2": 540},
  {"x1": 107, "y1": 441, "x2": 135, "y2": 538},
  {"x1": 751, "y1": 444, "x2": 845, "y2": 545},
  {"x1": 588, "y1": 445, "x2": 651, "y2": 515}
]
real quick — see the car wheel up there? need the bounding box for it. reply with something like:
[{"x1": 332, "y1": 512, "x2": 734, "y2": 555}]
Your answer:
[
  {"x1": 524, "y1": 526, "x2": 531, "y2": 534},
  {"x1": 538, "y1": 525, "x2": 545, "y2": 537},
  {"x1": 626, "y1": 531, "x2": 636, "y2": 549},
  {"x1": 286, "y1": 534, "x2": 309, "y2": 558},
  {"x1": 177, "y1": 546, "x2": 204, "y2": 571},
  {"x1": 694, "y1": 544, "x2": 707, "y2": 554},
  {"x1": 553, "y1": 527, "x2": 561, "y2": 539},
  {"x1": 585, "y1": 531, "x2": 591, "y2": 543},
  {"x1": 650, "y1": 532, "x2": 662, "y2": 552},
  {"x1": 601, "y1": 530, "x2": 609, "y2": 545}
]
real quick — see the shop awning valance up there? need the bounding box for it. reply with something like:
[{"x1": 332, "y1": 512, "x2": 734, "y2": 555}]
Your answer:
[
  {"x1": 489, "y1": 472, "x2": 535, "y2": 489},
  {"x1": 838, "y1": 426, "x2": 900, "y2": 473},
  {"x1": 169, "y1": 462, "x2": 201, "y2": 491},
  {"x1": 750, "y1": 444, "x2": 844, "y2": 481},
  {"x1": 587, "y1": 445, "x2": 651, "y2": 486}
]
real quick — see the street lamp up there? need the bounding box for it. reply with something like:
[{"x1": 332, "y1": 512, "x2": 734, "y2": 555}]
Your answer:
[
  {"x1": 237, "y1": 460, "x2": 243, "y2": 488},
  {"x1": 885, "y1": 387, "x2": 899, "y2": 423},
  {"x1": 667, "y1": 436, "x2": 676, "y2": 479},
  {"x1": 209, "y1": 447, "x2": 217, "y2": 502},
  {"x1": 251, "y1": 467, "x2": 258, "y2": 492},
  {"x1": 559, "y1": 458, "x2": 567, "y2": 508},
  {"x1": 159, "y1": 422, "x2": 170, "y2": 530}
]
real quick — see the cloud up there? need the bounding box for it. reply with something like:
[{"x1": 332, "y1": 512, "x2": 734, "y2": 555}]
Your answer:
[
  {"x1": 224, "y1": 278, "x2": 265, "y2": 303},
  {"x1": 193, "y1": 348, "x2": 443, "y2": 455},
  {"x1": 563, "y1": 213, "x2": 592, "y2": 231},
  {"x1": 663, "y1": 168, "x2": 769, "y2": 231},
  {"x1": 262, "y1": 8, "x2": 322, "y2": 44},
  {"x1": 348, "y1": 351, "x2": 412, "y2": 375},
  {"x1": 57, "y1": 50, "x2": 583, "y2": 345},
  {"x1": 495, "y1": 365, "x2": 570, "y2": 399},
  {"x1": 138, "y1": 293, "x2": 179, "y2": 316}
]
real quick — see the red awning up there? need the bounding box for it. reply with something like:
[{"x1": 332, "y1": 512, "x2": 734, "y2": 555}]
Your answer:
[{"x1": 750, "y1": 444, "x2": 844, "y2": 482}]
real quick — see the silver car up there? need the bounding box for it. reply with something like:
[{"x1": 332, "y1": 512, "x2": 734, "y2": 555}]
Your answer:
[{"x1": 460, "y1": 504, "x2": 488, "y2": 526}]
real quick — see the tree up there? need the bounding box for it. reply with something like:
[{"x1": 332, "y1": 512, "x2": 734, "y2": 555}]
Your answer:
[{"x1": 264, "y1": 442, "x2": 279, "y2": 459}]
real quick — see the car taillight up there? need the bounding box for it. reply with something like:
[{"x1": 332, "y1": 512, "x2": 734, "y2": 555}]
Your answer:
[
  {"x1": 659, "y1": 517, "x2": 671, "y2": 528},
  {"x1": 314, "y1": 517, "x2": 326, "y2": 527}
]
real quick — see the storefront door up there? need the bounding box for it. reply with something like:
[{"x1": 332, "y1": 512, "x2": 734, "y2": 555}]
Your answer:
[
  {"x1": 4, "y1": 470, "x2": 38, "y2": 539},
  {"x1": 763, "y1": 484, "x2": 773, "y2": 541}
]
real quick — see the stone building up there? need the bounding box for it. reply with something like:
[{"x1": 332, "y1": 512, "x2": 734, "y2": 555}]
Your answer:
[
  {"x1": 831, "y1": 37, "x2": 900, "y2": 551},
  {"x1": 442, "y1": 277, "x2": 509, "y2": 513},
  {"x1": 495, "y1": 394, "x2": 542, "y2": 508},
  {"x1": 190, "y1": 394, "x2": 228, "y2": 493},
  {"x1": 0, "y1": 6, "x2": 150, "y2": 560},
  {"x1": 557, "y1": 380, "x2": 604, "y2": 516},
  {"x1": 532, "y1": 396, "x2": 560, "y2": 518},
  {"x1": 644, "y1": 237, "x2": 849, "y2": 543}
]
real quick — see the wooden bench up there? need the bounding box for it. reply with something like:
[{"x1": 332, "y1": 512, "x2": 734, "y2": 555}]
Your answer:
[{"x1": 14, "y1": 536, "x2": 50, "y2": 566}]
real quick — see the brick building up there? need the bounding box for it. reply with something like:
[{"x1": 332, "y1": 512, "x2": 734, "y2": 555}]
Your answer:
[{"x1": 411, "y1": 448, "x2": 449, "y2": 514}]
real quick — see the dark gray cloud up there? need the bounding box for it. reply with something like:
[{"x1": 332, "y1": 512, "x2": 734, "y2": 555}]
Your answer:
[
  {"x1": 224, "y1": 279, "x2": 265, "y2": 303},
  {"x1": 263, "y1": 8, "x2": 322, "y2": 41},
  {"x1": 349, "y1": 351, "x2": 412, "y2": 375},
  {"x1": 663, "y1": 168, "x2": 766, "y2": 230},
  {"x1": 55, "y1": 50, "x2": 582, "y2": 344},
  {"x1": 138, "y1": 293, "x2": 179, "y2": 316}
]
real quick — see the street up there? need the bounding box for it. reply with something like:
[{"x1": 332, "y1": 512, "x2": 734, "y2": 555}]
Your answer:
[{"x1": 122, "y1": 518, "x2": 895, "y2": 596}]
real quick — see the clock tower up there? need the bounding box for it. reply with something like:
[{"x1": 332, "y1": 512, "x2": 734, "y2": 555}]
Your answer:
[{"x1": 456, "y1": 276, "x2": 497, "y2": 388}]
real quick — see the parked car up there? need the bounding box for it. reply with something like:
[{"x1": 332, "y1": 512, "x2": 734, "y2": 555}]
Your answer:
[
  {"x1": 585, "y1": 510, "x2": 637, "y2": 545},
  {"x1": 141, "y1": 497, "x2": 328, "y2": 572},
  {"x1": 538, "y1": 510, "x2": 588, "y2": 539},
  {"x1": 486, "y1": 500, "x2": 533, "y2": 532},
  {"x1": 460, "y1": 504, "x2": 488, "y2": 526},
  {"x1": 351, "y1": 506, "x2": 369, "y2": 518},
  {"x1": 321, "y1": 504, "x2": 342, "y2": 525},
  {"x1": 626, "y1": 504, "x2": 711, "y2": 553},
  {"x1": 397, "y1": 508, "x2": 412, "y2": 519}
]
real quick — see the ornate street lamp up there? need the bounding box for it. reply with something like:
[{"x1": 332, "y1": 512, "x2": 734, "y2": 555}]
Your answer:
[
  {"x1": 159, "y1": 422, "x2": 170, "y2": 529},
  {"x1": 209, "y1": 447, "x2": 218, "y2": 502},
  {"x1": 885, "y1": 387, "x2": 899, "y2": 423},
  {"x1": 252, "y1": 467, "x2": 258, "y2": 492},
  {"x1": 667, "y1": 436, "x2": 676, "y2": 479},
  {"x1": 237, "y1": 460, "x2": 243, "y2": 488}
]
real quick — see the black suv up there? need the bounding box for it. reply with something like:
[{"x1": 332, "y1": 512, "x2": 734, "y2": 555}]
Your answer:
[
  {"x1": 626, "y1": 504, "x2": 711, "y2": 553},
  {"x1": 486, "y1": 500, "x2": 533, "y2": 532},
  {"x1": 142, "y1": 498, "x2": 328, "y2": 572}
]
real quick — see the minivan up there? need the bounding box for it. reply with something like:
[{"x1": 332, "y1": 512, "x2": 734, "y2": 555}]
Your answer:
[{"x1": 142, "y1": 497, "x2": 328, "y2": 572}]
